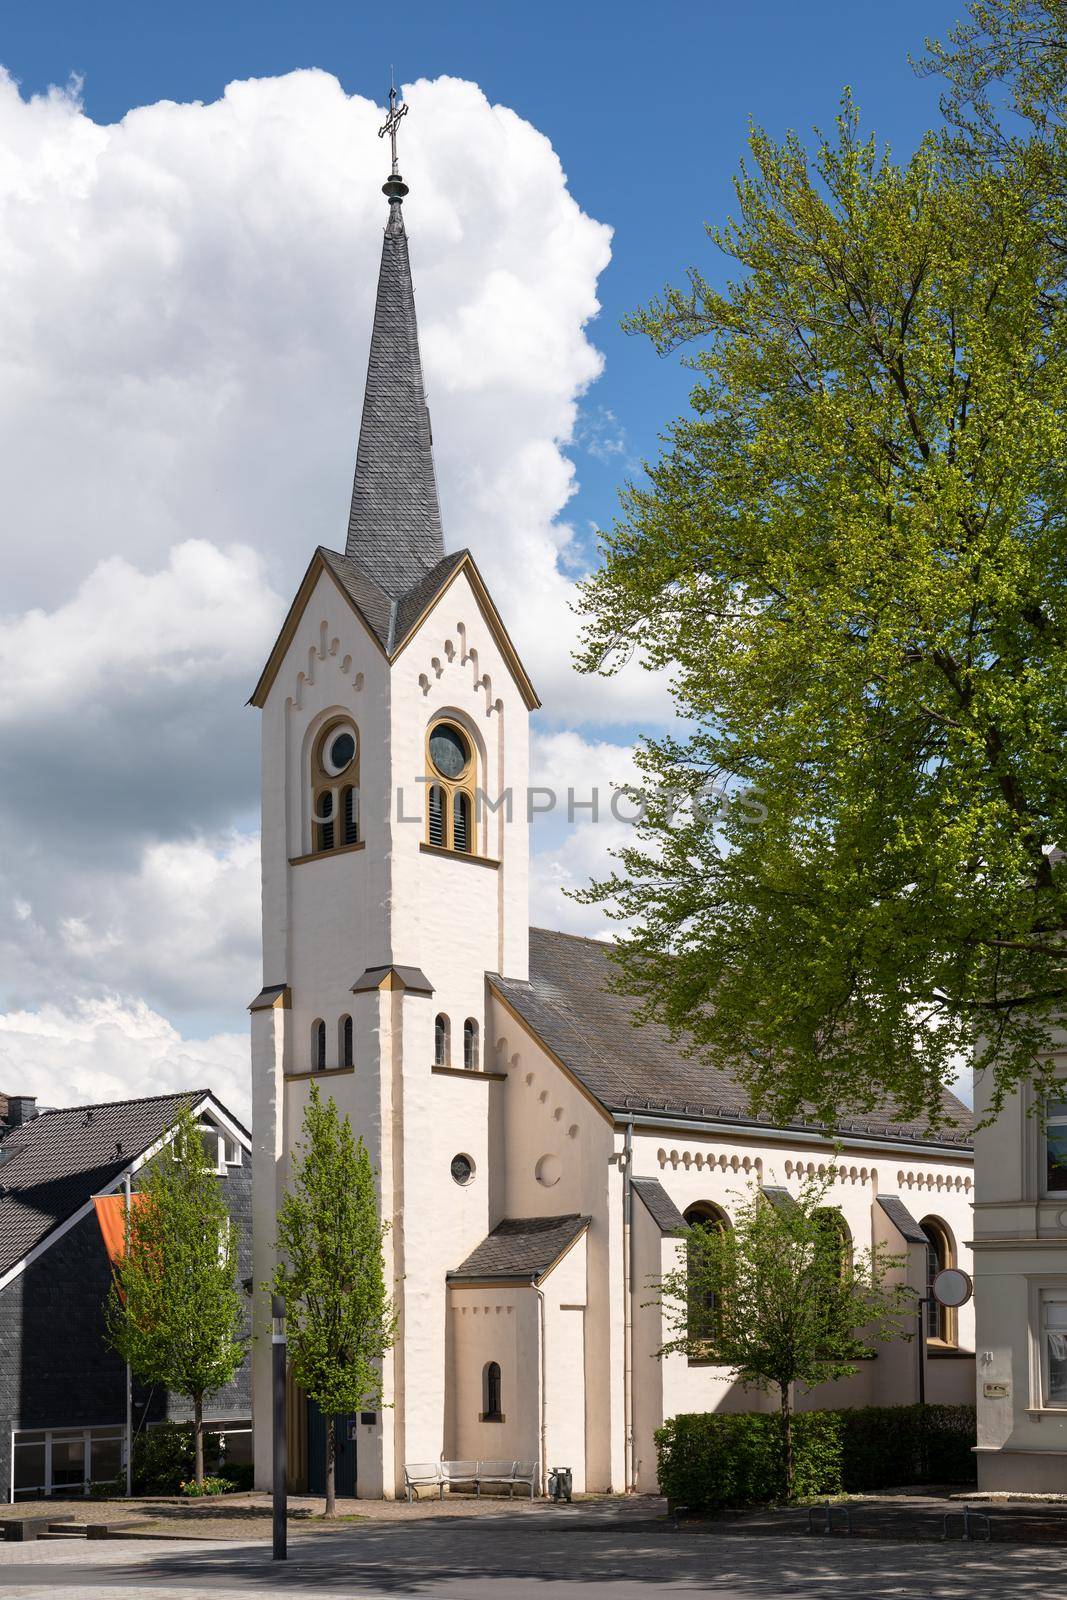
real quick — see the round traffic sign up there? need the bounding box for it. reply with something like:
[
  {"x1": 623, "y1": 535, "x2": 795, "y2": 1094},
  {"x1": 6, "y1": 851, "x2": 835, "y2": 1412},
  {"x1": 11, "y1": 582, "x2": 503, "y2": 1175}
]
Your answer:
[{"x1": 932, "y1": 1267, "x2": 973, "y2": 1309}]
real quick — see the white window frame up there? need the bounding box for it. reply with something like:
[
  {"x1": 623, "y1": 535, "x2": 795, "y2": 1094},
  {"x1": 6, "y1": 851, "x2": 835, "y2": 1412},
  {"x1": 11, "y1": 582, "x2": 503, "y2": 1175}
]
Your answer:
[
  {"x1": 1042, "y1": 1094, "x2": 1067, "y2": 1198},
  {"x1": 10, "y1": 1423, "x2": 126, "y2": 1502}
]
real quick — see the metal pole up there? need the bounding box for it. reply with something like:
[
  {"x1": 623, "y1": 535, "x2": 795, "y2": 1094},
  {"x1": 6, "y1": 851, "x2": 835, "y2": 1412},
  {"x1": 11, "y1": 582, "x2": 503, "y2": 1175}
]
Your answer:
[
  {"x1": 124, "y1": 1172, "x2": 132, "y2": 1497},
  {"x1": 272, "y1": 1295, "x2": 287, "y2": 1561},
  {"x1": 917, "y1": 1296, "x2": 927, "y2": 1406}
]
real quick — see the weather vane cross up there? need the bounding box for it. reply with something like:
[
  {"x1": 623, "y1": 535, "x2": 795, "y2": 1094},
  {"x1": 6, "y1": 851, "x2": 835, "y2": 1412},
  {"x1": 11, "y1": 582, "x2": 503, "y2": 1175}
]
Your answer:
[{"x1": 378, "y1": 73, "x2": 408, "y2": 176}]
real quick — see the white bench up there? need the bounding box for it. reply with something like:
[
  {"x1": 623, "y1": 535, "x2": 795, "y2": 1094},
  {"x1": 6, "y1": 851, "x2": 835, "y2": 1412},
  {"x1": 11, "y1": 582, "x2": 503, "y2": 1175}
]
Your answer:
[{"x1": 403, "y1": 1459, "x2": 539, "y2": 1501}]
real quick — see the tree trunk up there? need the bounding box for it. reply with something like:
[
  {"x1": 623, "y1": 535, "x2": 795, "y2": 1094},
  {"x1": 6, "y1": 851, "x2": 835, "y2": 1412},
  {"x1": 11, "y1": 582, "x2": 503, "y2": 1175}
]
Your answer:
[
  {"x1": 325, "y1": 1416, "x2": 336, "y2": 1518},
  {"x1": 194, "y1": 1394, "x2": 205, "y2": 1486},
  {"x1": 779, "y1": 1384, "x2": 794, "y2": 1502}
]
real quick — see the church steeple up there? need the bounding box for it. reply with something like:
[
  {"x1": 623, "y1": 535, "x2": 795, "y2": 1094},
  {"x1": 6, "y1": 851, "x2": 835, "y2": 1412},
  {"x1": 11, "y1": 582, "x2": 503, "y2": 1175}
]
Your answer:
[{"x1": 345, "y1": 83, "x2": 445, "y2": 598}]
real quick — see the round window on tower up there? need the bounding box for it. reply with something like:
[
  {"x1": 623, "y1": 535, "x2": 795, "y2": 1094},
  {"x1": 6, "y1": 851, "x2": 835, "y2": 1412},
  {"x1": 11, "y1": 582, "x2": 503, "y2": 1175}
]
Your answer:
[
  {"x1": 323, "y1": 726, "x2": 357, "y2": 777},
  {"x1": 451, "y1": 1153, "x2": 475, "y2": 1186},
  {"x1": 429, "y1": 723, "x2": 471, "y2": 781}
]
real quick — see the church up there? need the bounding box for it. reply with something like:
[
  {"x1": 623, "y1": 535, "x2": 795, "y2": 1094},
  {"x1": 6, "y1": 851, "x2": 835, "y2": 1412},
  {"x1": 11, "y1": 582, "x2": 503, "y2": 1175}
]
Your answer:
[{"x1": 249, "y1": 105, "x2": 978, "y2": 1499}]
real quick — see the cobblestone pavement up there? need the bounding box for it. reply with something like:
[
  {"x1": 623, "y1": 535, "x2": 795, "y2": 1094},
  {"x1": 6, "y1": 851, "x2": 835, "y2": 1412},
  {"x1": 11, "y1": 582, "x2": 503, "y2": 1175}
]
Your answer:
[{"x1": 0, "y1": 1508, "x2": 1064, "y2": 1600}]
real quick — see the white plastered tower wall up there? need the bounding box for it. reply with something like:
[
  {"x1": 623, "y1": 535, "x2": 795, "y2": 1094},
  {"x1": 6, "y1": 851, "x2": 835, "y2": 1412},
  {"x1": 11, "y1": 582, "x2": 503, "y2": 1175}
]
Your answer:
[
  {"x1": 972, "y1": 1035, "x2": 1067, "y2": 1491},
  {"x1": 250, "y1": 562, "x2": 533, "y2": 1497}
]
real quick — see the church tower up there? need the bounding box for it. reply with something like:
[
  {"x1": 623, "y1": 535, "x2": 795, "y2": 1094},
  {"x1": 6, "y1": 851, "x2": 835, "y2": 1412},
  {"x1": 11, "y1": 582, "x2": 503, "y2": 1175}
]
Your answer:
[{"x1": 248, "y1": 90, "x2": 538, "y2": 1497}]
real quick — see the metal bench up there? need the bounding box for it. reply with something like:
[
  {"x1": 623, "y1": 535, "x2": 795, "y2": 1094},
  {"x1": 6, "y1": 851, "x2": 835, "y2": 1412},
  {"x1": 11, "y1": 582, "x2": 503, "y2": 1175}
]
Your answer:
[{"x1": 403, "y1": 1459, "x2": 539, "y2": 1501}]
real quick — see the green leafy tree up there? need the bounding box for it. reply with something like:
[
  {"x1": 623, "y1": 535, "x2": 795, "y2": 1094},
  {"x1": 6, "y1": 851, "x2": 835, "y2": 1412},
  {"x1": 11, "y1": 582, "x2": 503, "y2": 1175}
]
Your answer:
[
  {"x1": 921, "y1": 1, "x2": 1067, "y2": 174},
  {"x1": 272, "y1": 1085, "x2": 396, "y2": 1516},
  {"x1": 656, "y1": 1179, "x2": 912, "y2": 1499},
  {"x1": 576, "y1": 90, "x2": 1067, "y2": 1130},
  {"x1": 105, "y1": 1109, "x2": 246, "y2": 1485}
]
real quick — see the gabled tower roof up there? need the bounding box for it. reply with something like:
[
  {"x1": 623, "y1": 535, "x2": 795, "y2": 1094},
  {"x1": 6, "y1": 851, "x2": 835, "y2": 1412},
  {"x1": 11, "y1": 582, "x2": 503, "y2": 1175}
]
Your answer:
[{"x1": 345, "y1": 161, "x2": 445, "y2": 597}]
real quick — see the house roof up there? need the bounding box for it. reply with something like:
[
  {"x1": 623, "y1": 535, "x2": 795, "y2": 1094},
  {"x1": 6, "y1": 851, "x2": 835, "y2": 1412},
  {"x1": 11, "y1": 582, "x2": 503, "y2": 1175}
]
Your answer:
[
  {"x1": 447, "y1": 1214, "x2": 590, "y2": 1284},
  {"x1": 631, "y1": 1177, "x2": 687, "y2": 1235},
  {"x1": 490, "y1": 928, "x2": 974, "y2": 1152},
  {"x1": 345, "y1": 191, "x2": 445, "y2": 598},
  {"x1": 0, "y1": 1089, "x2": 240, "y2": 1281}
]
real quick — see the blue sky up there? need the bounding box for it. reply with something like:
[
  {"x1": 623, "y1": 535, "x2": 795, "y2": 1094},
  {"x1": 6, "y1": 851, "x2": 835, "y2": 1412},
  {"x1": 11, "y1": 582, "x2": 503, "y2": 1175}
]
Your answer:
[
  {"x1": 0, "y1": 2, "x2": 973, "y2": 1111},
  {"x1": 8, "y1": 0, "x2": 963, "y2": 569}
]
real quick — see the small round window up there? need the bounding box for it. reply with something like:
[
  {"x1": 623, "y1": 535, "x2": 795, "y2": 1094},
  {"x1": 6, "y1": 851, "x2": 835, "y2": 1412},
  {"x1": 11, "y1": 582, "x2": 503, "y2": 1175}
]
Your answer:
[
  {"x1": 451, "y1": 1153, "x2": 475, "y2": 1186},
  {"x1": 323, "y1": 727, "x2": 357, "y2": 777},
  {"x1": 429, "y1": 723, "x2": 471, "y2": 781}
]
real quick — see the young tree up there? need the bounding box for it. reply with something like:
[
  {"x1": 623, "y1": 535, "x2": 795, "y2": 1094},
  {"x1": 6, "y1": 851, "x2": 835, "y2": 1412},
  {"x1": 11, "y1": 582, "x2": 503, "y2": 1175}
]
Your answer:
[
  {"x1": 272, "y1": 1086, "x2": 396, "y2": 1516},
  {"x1": 656, "y1": 1179, "x2": 912, "y2": 1498},
  {"x1": 575, "y1": 90, "x2": 1067, "y2": 1131},
  {"x1": 105, "y1": 1109, "x2": 246, "y2": 1485}
]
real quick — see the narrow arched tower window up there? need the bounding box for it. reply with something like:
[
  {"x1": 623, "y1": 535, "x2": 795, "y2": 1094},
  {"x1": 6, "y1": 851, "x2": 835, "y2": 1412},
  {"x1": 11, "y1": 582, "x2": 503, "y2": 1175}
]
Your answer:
[
  {"x1": 463, "y1": 1018, "x2": 479, "y2": 1071},
  {"x1": 483, "y1": 1361, "x2": 502, "y2": 1421},
  {"x1": 340, "y1": 1014, "x2": 353, "y2": 1069},
  {"x1": 313, "y1": 1019, "x2": 326, "y2": 1072},
  {"x1": 434, "y1": 1014, "x2": 449, "y2": 1067}
]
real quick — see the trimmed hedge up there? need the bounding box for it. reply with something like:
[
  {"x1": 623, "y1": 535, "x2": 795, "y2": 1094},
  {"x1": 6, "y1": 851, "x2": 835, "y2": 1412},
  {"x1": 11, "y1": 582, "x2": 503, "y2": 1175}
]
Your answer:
[{"x1": 656, "y1": 1403, "x2": 976, "y2": 1507}]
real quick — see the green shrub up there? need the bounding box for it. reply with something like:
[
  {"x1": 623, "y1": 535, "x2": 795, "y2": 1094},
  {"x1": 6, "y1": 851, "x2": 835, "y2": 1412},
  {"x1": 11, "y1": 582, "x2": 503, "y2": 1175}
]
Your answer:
[
  {"x1": 217, "y1": 1461, "x2": 254, "y2": 1491},
  {"x1": 131, "y1": 1423, "x2": 221, "y2": 1495},
  {"x1": 656, "y1": 1403, "x2": 976, "y2": 1507},
  {"x1": 655, "y1": 1410, "x2": 842, "y2": 1507},
  {"x1": 837, "y1": 1403, "x2": 976, "y2": 1490},
  {"x1": 180, "y1": 1475, "x2": 232, "y2": 1497}
]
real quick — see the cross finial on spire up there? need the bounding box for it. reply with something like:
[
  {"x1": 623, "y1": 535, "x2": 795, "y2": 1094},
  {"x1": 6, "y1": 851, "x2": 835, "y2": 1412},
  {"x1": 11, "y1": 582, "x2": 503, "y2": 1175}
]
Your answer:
[{"x1": 378, "y1": 71, "x2": 409, "y2": 187}]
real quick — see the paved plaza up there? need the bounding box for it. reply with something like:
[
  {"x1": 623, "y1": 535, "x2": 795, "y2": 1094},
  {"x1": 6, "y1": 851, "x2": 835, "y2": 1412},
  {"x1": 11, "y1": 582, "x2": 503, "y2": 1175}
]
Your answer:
[{"x1": 0, "y1": 1507, "x2": 1063, "y2": 1600}]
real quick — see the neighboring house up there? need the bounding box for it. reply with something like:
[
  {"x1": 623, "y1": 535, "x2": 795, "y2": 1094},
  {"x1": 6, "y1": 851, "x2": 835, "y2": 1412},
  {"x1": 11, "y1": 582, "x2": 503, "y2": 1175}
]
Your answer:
[
  {"x1": 0, "y1": 1089, "x2": 252, "y2": 1501},
  {"x1": 249, "y1": 144, "x2": 977, "y2": 1500},
  {"x1": 972, "y1": 1066, "x2": 1067, "y2": 1490}
]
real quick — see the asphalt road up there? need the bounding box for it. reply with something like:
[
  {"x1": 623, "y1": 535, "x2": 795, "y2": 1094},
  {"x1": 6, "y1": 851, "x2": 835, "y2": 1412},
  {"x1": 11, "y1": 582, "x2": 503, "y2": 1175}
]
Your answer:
[{"x1": 0, "y1": 1514, "x2": 1063, "y2": 1600}]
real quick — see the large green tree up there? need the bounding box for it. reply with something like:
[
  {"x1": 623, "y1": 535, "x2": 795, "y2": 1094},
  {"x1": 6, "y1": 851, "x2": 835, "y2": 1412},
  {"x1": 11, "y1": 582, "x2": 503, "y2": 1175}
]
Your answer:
[
  {"x1": 105, "y1": 1109, "x2": 246, "y2": 1485},
  {"x1": 657, "y1": 1179, "x2": 911, "y2": 1498},
  {"x1": 272, "y1": 1086, "x2": 395, "y2": 1516},
  {"x1": 576, "y1": 82, "x2": 1067, "y2": 1129}
]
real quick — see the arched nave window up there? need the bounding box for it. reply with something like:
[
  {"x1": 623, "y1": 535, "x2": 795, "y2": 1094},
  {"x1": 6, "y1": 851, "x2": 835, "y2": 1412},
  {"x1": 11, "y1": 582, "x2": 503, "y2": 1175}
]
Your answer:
[
  {"x1": 312, "y1": 1019, "x2": 327, "y2": 1073},
  {"x1": 434, "y1": 1014, "x2": 450, "y2": 1068},
  {"x1": 339, "y1": 1014, "x2": 353, "y2": 1070},
  {"x1": 311, "y1": 721, "x2": 359, "y2": 855},
  {"x1": 683, "y1": 1202, "x2": 730, "y2": 1350},
  {"x1": 463, "y1": 1019, "x2": 479, "y2": 1071},
  {"x1": 920, "y1": 1216, "x2": 956, "y2": 1345},
  {"x1": 425, "y1": 720, "x2": 476, "y2": 855}
]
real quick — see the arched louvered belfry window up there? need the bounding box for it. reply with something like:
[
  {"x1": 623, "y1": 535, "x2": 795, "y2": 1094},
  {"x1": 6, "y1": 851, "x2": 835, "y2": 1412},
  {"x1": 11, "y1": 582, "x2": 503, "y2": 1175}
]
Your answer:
[
  {"x1": 340, "y1": 1014, "x2": 354, "y2": 1069},
  {"x1": 434, "y1": 1014, "x2": 449, "y2": 1068},
  {"x1": 482, "y1": 1360, "x2": 502, "y2": 1421},
  {"x1": 428, "y1": 784, "x2": 446, "y2": 848},
  {"x1": 341, "y1": 785, "x2": 359, "y2": 847},
  {"x1": 311, "y1": 721, "x2": 359, "y2": 855},
  {"x1": 425, "y1": 720, "x2": 476, "y2": 855},
  {"x1": 313, "y1": 1019, "x2": 327, "y2": 1073},
  {"x1": 463, "y1": 1018, "x2": 479, "y2": 1071}
]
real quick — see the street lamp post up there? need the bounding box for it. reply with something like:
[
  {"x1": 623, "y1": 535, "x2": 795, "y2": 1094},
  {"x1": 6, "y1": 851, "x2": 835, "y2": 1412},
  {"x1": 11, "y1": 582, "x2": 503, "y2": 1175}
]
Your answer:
[{"x1": 272, "y1": 1294, "x2": 287, "y2": 1562}]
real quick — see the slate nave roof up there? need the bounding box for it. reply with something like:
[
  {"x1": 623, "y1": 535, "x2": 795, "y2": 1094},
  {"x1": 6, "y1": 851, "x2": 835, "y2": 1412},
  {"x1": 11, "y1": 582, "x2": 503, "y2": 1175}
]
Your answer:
[{"x1": 490, "y1": 928, "x2": 974, "y2": 1152}]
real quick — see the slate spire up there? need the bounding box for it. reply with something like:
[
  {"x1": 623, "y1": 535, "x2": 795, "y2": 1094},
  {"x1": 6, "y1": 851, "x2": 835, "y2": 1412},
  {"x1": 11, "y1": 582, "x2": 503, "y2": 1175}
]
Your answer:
[{"x1": 345, "y1": 87, "x2": 445, "y2": 597}]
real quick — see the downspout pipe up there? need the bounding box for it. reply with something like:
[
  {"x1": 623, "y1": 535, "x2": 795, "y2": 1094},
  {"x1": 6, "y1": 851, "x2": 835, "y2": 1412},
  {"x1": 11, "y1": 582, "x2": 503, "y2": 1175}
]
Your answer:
[
  {"x1": 535, "y1": 1285, "x2": 547, "y2": 1497},
  {"x1": 622, "y1": 1118, "x2": 634, "y2": 1494}
]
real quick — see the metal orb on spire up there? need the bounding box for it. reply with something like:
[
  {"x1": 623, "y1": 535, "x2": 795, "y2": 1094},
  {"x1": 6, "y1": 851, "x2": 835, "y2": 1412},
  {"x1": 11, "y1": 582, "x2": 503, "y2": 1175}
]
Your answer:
[{"x1": 379, "y1": 74, "x2": 409, "y2": 203}]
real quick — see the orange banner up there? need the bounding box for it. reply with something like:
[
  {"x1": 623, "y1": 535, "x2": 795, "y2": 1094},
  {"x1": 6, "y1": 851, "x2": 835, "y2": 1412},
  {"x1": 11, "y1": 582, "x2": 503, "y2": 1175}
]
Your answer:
[{"x1": 93, "y1": 1192, "x2": 146, "y2": 1266}]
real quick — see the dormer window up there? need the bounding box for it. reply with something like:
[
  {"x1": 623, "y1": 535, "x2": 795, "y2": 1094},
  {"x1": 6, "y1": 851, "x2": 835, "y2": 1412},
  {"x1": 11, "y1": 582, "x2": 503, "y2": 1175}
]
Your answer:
[
  {"x1": 312, "y1": 721, "x2": 359, "y2": 855},
  {"x1": 426, "y1": 721, "x2": 475, "y2": 855}
]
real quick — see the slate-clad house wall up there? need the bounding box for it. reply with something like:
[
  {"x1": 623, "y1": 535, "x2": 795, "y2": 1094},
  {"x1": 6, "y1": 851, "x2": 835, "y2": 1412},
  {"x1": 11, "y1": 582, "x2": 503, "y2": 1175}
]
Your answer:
[{"x1": 0, "y1": 1089, "x2": 252, "y2": 1501}]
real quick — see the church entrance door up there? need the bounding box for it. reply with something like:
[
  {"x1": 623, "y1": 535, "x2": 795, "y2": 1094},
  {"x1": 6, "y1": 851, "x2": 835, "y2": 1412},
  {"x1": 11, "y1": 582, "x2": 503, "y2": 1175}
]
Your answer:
[{"x1": 306, "y1": 1400, "x2": 357, "y2": 1497}]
